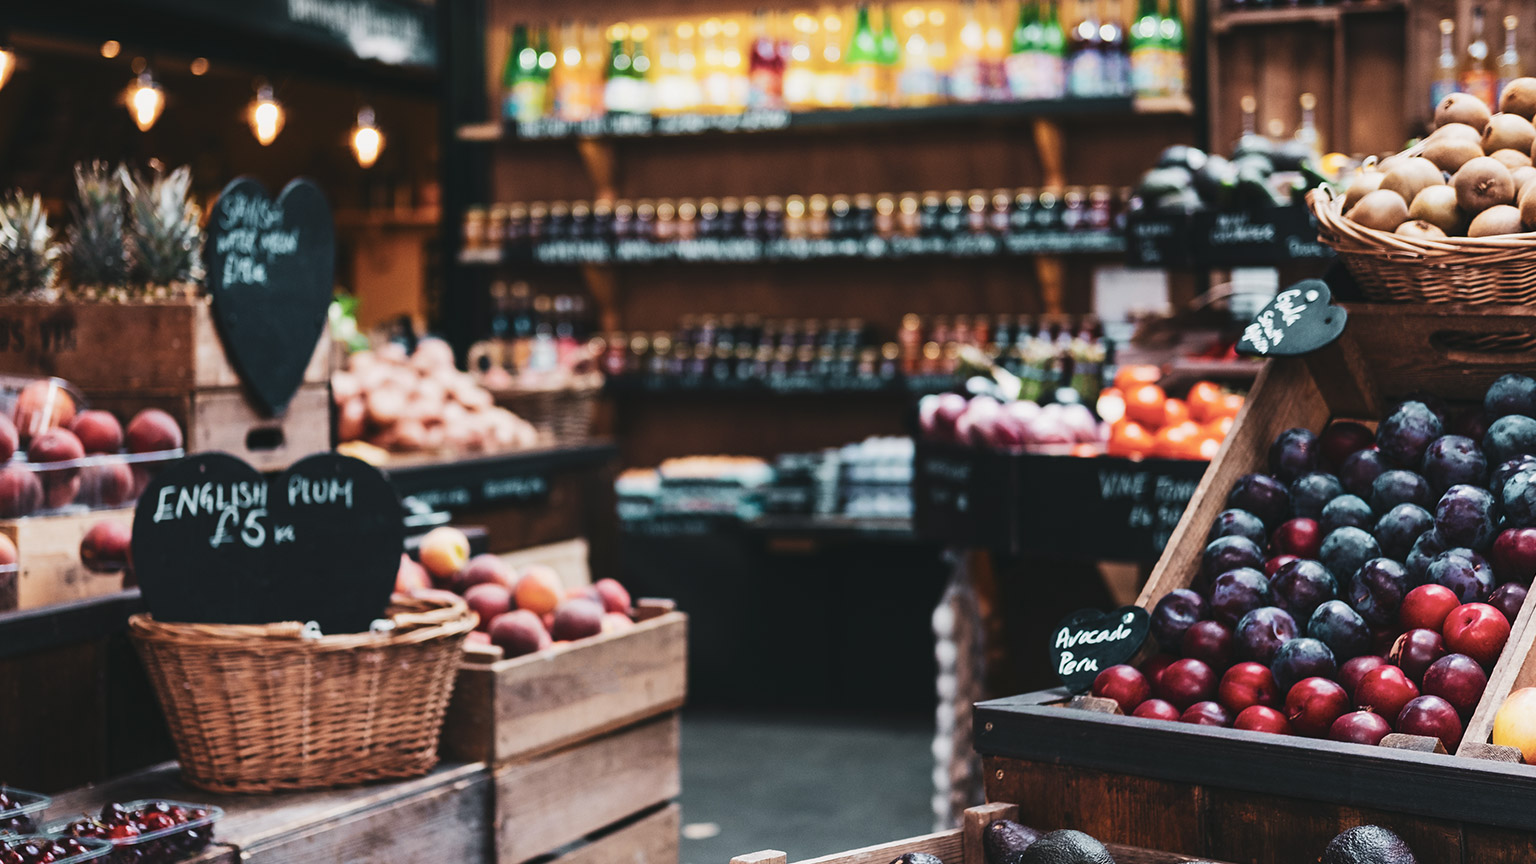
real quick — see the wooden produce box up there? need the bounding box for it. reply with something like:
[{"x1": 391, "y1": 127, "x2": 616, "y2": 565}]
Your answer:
[
  {"x1": 731, "y1": 803, "x2": 1223, "y2": 864},
  {"x1": 0, "y1": 299, "x2": 330, "y2": 471},
  {"x1": 2, "y1": 507, "x2": 131, "y2": 611}
]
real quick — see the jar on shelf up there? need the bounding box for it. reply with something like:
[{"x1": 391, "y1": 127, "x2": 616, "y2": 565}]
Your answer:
[{"x1": 463, "y1": 207, "x2": 487, "y2": 250}]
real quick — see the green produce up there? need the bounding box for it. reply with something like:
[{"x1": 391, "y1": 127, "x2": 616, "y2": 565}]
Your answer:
[{"x1": 1320, "y1": 825, "x2": 1417, "y2": 864}]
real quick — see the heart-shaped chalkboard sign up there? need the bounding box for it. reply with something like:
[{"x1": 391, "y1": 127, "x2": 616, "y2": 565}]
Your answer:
[
  {"x1": 132, "y1": 452, "x2": 403, "y2": 634},
  {"x1": 1236, "y1": 279, "x2": 1347, "y2": 358},
  {"x1": 205, "y1": 177, "x2": 335, "y2": 415},
  {"x1": 1050, "y1": 606, "x2": 1152, "y2": 694}
]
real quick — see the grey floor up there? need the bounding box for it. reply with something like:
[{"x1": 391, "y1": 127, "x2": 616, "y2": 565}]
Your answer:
[{"x1": 677, "y1": 710, "x2": 936, "y2": 864}]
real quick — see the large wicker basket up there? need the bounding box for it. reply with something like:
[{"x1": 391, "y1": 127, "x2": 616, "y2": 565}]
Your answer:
[
  {"x1": 1309, "y1": 185, "x2": 1536, "y2": 305},
  {"x1": 490, "y1": 374, "x2": 601, "y2": 445},
  {"x1": 130, "y1": 593, "x2": 475, "y2": 794}
]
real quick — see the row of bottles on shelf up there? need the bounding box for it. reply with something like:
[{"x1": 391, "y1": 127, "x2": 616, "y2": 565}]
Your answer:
[
  {"x1": 475, "y1": 282, "x2": 597, "y2": 376},
  {"x1": 462, "y1": 186, "x2": 1129, "y2": 252},
  {"x1": 1431, "y1": 9, "x2": 1521, "y2": 111},
  {"x1": 498, "y1": 0, "x2": 1188, "y2": 127}
]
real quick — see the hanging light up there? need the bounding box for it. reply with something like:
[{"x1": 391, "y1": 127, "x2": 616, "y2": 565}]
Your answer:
[
  {"x1": 0, "y1": 45, "x2": 15, "y2": 92},
  {"x1": 350, "y1": 106, "x2": 383, "y2": 168},
  {"x1": 247, "y1": 83, "x2": 285, "y2": 146},
  {"x1": 100, "y1": 41, "x2": 120, "y2": 59},
  {"x1": 125, "y1": 71, "x2": 164, "y2": 131}
]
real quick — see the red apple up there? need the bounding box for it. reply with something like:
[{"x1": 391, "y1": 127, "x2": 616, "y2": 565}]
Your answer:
[
  {"x1": 1140, "y1": 653, "x2": 1177, "y2": 687},
  {"x1": 1234, "y1": 704, "x2": 1292, "y2": 734},
  {"x1": 69, "y1": 410, "x2": 123, "y2": 454},
  {"x1": 1218, "y1": 662, "x2": 1280, "y2": 712},
  {"x1": 1264, "y1": 554, "x2": 1301, "y2": 579},
  {"x1": 1400, "y1": 584, "x2": 1462, "y2": 632},
  {"x1": 1092, "y1": 665, "x2": 1152, "y2": 714},
  {"x1": 1338, "y1": 655, "x2": 1390, "y2": 701},
  {"x1": 1181, "y1": 620, "x2": 1234, "y2": 670},
  {"x1": 1421, "y1": 653, "x2": 1489, "y2": 719},
  {"x1": 1390, "y1": 629, "x2": 1448, "y2": 684},
  {"x1": 1354, "y1": 665, "x2": 1419, "y2": 721},
  {"x1": 1490, "y1": 527, "x2": 1536, "y2": 584},
  {"x1": 1285, "y1": 677, "x2": 1350, "y2": 738},
  {"x1": 1443, "y1": 602, "x2": 1511, "y2": 668},
  {"x1": 1271, "y1": 518, "x2": 1323, "y2": 559},
  {"x1": 1329, "y1": 710, "x2": 1392, "y2": 745},
  {"x1": 1180, "y1": 701, "x2": 1232, "y2": 726},
  {"x1": 1131, "y1": 699, "x2": 1181, "y2": 721},
  {"x1": 1488, "y1": 583, "x2": 1528, "y2": 625},
  {"x1": 1396, "y1": 694, "x2": 1464, "y2": 750},
  {"x1": 1156, "y1": 658, "x2": 1218, "y2": 710}
]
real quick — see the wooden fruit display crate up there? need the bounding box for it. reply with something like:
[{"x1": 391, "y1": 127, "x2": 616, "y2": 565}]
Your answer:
[
  {"x1": 0, "y1": 299, "x2": 329, "y2": 471},
  {"x1": 1, "y1": 508, "x2": 132, "y2": 611},
  {"x1": 731, "y1": 803, "x2": 1225, "y2": 864},
  {"x1": 971, "y1": 304, "x2": 1536, "y2": 862},
  {"x1": 442, "y1": 599, "x2": 687, "y2": 864}
]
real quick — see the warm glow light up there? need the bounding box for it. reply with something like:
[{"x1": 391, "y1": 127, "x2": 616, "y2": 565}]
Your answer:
[
  {"x1": 126, "y1": 72, "x2": 164, "y2": 131},
  {"x1": 190, "y1": 57, "x2": 209, "y2": 76},
  {"x1": 247, "y1": 84, "x2": 285, "y2": 146},
  {"x1": 0, "y1": 48, "x2": 13, "y2": 92},
  {"x1": 351, "y1": 107, "x2": 383, "y2": 168},
  {"x1": 100, "y1": 41, "x2": 120, "y2": 59}
]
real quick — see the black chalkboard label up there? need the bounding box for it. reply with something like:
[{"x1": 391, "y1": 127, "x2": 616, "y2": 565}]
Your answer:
[
  {"x1": 1050, "y1": 606, "x2": 1152, "y2": 693},
  {"x1": 1194, "y1": 206, "x2": 1335, "y2": 266},
  {"x1": 132, "y1": 452, "x2": 403, "y2": 634},
  {"x1": 205, "y1": 177, "x2": 335, "y2": 416},
  {"x1": 1237, "y1": 280, "x2": 1347, "y2": 357}
]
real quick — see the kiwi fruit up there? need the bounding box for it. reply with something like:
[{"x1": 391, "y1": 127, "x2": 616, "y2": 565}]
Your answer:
[
  {"x1": 1408, "y1": 184, "x2": 1465, "y2": 235},
  {"x1": 1514, "y1": 165, "x2": 1536, "y2": 197},
  {"x1": 1381, "y1": 157, "x2": 1445, "y2": 206},
  {"x1": 1492, "y1": 148, "x2": 1534, "y2": 170},
  {"x1": 1520, "y1": 182, "x2": 1536, "y2": 229},
  {"x1": 1343, "y1": 169, "x2": 1385, "y2": 211},
  {"x1": 1431, "y1": 122, "x2": 1484, "y2": 142},
  {"x1": 1454, "y1": 155, "x2": 1517, "y2": 212},
  {"x1": 1501, "y1": 77, "x2": 1536, "y2": 120},
  {"x1": 1422, "y1": 135, "x2": 1484, "y2": 173},
  {"x1": 1484, "y1": 113, "x2": 1536, "y2": 154},
  {"x1": 1437, "y1": 92, "x2": 1494, "y2": 130},
  {"x1": 1347, "y1": 189, "x2": 1410, "y2": 232},
  {"x1": 1468, "y1": 204, "x2": 1525, "y2": 236},
  {"x1": 1396, "y1": 219, "x2": 1448, "y2": 239}
]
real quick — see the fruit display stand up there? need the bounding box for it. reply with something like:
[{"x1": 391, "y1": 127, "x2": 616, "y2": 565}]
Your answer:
[
  {"x1": 970, "y1": 303, "x2": 1536, "y2": 862},
  {"x1": 1, "y1": 507, "x2": 132, "y2": 610}
]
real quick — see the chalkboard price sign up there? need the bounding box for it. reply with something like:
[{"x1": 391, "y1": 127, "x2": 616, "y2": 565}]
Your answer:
[
  {"x1": 1236, "y1": 279, "x2": 1347, "y2": 358},
  {"x1": 205, "y1": 177, "x2": 335, "y2": 416},
  {"x1": 1049, "y1": 606, "x2": 1152, "y2": 693},
  {"x1": 132, "y1": 452, "x2": 404, "y2": 634}
]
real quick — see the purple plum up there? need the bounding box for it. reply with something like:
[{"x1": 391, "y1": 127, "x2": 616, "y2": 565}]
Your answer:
[
  {"x1": 1270, "y1": 427, "x2": 1321, "y2": 483},
  {"x1": 1209, "y1": 509, "x2": 1268, "y2": 547},
  {"x1": 1235, "y1": 606, "x2": 1299, "y2": 665},
  {"x1": 1428, "y1": 549, "x2": 1498, "y2": 603},
  {"x1": 1269, "y1": 558, "x2": 1339, "y2": 621},
  {"x1": 1290, "y1": 472, "x2": 1345, "y2": 520},
  {"x1": 1406, "y1": 529, "x2": 1450, "y2": 586},
  {"x1": 1321, "y1": 495, "x2": 1375, "y2": 535},
  {"x1": 1371, "y1": 470, "x2": 1434, "y2": 513},
  {"x1": 1493, "y1": 456, "x2": 1536, "y2": 498},
  {"x1": 1340, "y1": 449, "x2": 1392, "y2": 500},
  {"x1": 1502, "y1": 467, "x2": 1536, "y2": 528},
  {"x1": 1320, "y1": 527, "x2": 1382, "y2": 588},
  {"x1": 1348, "y1": 557, "x2": 1409, "y2": 631},
  {"x1": 1210, "y1": 567, "x2": 1274, "y2": 627},
  {"x1": 1420, "y1": 435, "x2": 1488, "y2": 497},
  {"x1": 1484, "y1": 373, "x2": 1536, "y2": 420},
  {"x1": 1270, "y1": 637, "x2": 1338, "y2": 693},
  {"x1": 1202, "y1": 535, "x2": 1265, "y2": 586},
  {"x1": 1308, "y1": 600, "x2": 1372, "y2": 660},
  {"x1": 1377, "y1": 401, "x2": 1444, "y2": 468},
  {"x1": 1484, "y1": 414, "x2": 1536, "y2": 465},
  {"x1": 1226, "y1": 473, "x2": 1291, "y2": 529},
  {"x1": 1373, "y1": 503, "x2": 1434, "y2": 561},
  {"x1": 1434, "y1": 484, "x2": 1499, "y2": 550},
  {"x1": 1150, "y1": 588, "x2": 1207, "y2": 651}
]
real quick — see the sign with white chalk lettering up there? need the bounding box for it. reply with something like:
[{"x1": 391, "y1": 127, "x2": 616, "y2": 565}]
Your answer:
[
  {"x1": 205, "y1": 177, "x2": 335, "y2": 415},
  {"x1": 1050, "y1": 606, "x2": 1151, "y2": 693},
  {"x1": 1236, "y1": 280, "x2": 1347, "y2": 358},
  {"x1": 131, "y1": 452, "x2": 403, "y2": 633}
]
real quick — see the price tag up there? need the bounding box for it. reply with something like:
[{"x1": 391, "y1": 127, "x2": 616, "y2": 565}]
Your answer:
[
  {"x1": 1237, "y1": 279, "x2": 1347, "y2": 357},
  {"x1": 1049, "y1": 606, "x2": 1151, "y2": 693}
]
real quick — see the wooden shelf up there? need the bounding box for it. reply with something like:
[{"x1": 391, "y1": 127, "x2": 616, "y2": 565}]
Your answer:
[
  {"x1": 606, "y1": 376, "x2": 957, "y2": 398},
  {"x1": 333, "y1": 208, "x2": 442, "y2": 231},
  {"x1": 1212, "y1": 0, "x2": 1404, "y2": 33},
  {"x1": 384, "y1": 441, "x2": 618, "y2": 511}
]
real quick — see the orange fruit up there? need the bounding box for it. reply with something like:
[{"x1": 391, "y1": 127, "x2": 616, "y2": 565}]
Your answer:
[
  {"x1": 1213, "y1": 393, "x2": 1246, "y2": 418},
  {"x1": 1494, "y1": 688, "x2": 1536, "y2": 762},
  {"x1": 1071, "y1": 442, "x2": 1101, "y2": 458},
  {"x1": 1108, "y1": 420, "x2": 1153, "y2": 458},
  {"x1": 1096, "y1": 387, "x2": 1126, "y2": 424},
  {"x1": 1153, "y1": 420, "x2": 1201, "y2": 459},
  {"x1": 1196, "y1": 435, "x2": 1223, "y2": 460},
  {"x1": 1186, "y1": 381, "x2": 1224, "y2": 422},
  {"x1": 1113, "y1": 364, "x2": 1162, "y2": 391},
  {"x1": 1163, "y1": 398, "x2": 1191, "y2": 427},
  {"x1": 1205, "y1": 415, "x2": 1236, "y2": 439},
  {"x1": 1124, "y1": 383, "x2": 1168, "y2": 429}
]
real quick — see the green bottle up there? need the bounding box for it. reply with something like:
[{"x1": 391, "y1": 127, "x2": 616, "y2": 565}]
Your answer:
[
  {"x1": 503, "y1": 24, "x2": 529, "y2": 121},
  {"x1": 604, "y1": 35, "x2": 635, "y2": 113},
  {"x1": 1005, "y1": 0, "x2": 1037, "y2": 99},
  {"x1": 1158, "y1": 0, "x2": 1186, "y2": 98},
  {"x1": 847, "y1": 5, "x2": 883, "y2": 106},
  {"x1": 1130, "y1": 0, "x2": 1162, "y2": 97},
  {"x1": 1041, "y1": 0, "x2": 1066, "y2": 99}
]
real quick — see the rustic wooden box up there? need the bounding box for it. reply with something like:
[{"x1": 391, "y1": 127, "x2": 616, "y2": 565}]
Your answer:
[
  {"x1": 441, "y1": 600, "x2": 688, "y2": 764},
  {"x1": 1, "y1": 507, "x2": 132, "y2": 610},
  {"x1": 730, "y1": 803, "x2": 1223, "y2": 864}
]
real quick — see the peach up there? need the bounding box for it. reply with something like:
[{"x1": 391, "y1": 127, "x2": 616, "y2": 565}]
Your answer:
[
  {"x1": 0, "y1": 467, "x2": 41, "y2": 518},
  {"x1": 125, "y1": 409, "x2": 183, "y2": 453},
  {"x1": 0, "y1": 414, "x2": 17, "y2": 463},
  {"x1": 601, "y1": 612, "x2": 635, "y2": 634},
  {"x1": 28, "y1": 427, "x2": 84, "y2": 465},
  {"x1": 395, "y1": 553, "x2": 431, "y2": 593},
  {"x1": 489, "y1": 609, "x2": 551, "y2": 658},
  {"x1": 455, "y1": 553, "x2": 512, "y2": 593},
  {"x1": 14, "y1": 380, "x2": 76, "y2": 443},
  {"x1": 69, "y1": 410, "x2": 123, "y2": 454},
  {"x1": 80, "y1": 519, "x2": 131, "y2": 573},
  {"x1": 418, "y1": 526, "x2": 470, "y2": 580},
  {"x1": 337, "y1": 398, "x2": 367, "y2": 443},
  {"x1": 464, "y1": 582, "x2": 514, "y2": 630},
  {"x1": 95, "y1": 462, "x2": 136, "y2": 507},
  {"x1": 0, "y1": 533, "x2": 17, "y2": 567},
  {"x1": 551, "y1": 598, "x2": 604, "y2": 642},
  {"x1": 514, "y1": 565, "x2": 564, "y2": 616},
  {"x1": 565, "y1": 584, "x2": 602, "y2": 603},
  {"x1": 43, "y1": 476, "x2": 80, "y2": 510},
  {"x1": 465, "y1": 630, "x2": 492, "y2": 647},
  {"x1": 594, "y1": 578, "x2": 632, "y2": 615}
]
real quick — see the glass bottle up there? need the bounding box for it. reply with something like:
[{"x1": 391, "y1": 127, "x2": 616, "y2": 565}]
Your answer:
[
  {"x1": 1158, "y1": 0, "x2": 1185, "y2": 98},
  {"x1": 533, "y1": 25, "x2": 556, "y2": 117},
  {"x1": 513, "y1": 25, "x2": 547, "y2": 123},
  {"x1": 928, "y1": 6, "x2": 954, "y2": 98},
  {"x1": 676, "y1": 22, "x2": 705, "y2": 113},
  {"x1": 553, "y1": 21, "x2": 587, "y2": 121},
  {"x1": 584, "y1": 23, "x2": 609, "y2": 118},
  {"x1": 654, "y1": 32, "x2": 685, "y2": 114},
  {"x1": 1431, "y1": 19, "x2": 1458, "y2": 111},
  {"x1": 848, "y1": 5, "x2": 885, "y2": 106},
  {"x1": 604, "y1": 24, "x2": 637, "y2": 113},
  {"x1": 502, "y1": 24, "x2": 528, "y2": 121},
  {"x1": 1006, "y1": 0, "x2": 1042, "y2": 100},
  {"x1": 951, "y1": 1, "x2": 986, "y2": 102},
  {"x1": 701, "y1": 18, "x2": 732, "y2": 112},
  {"x1": 1068, "y1": 0, "x2": 1104, "y2": 97},
  {"x1": 1295, "y1": 92, "x2": 1321, "y2": 162},
  {"x1": 899, "y1": 6, "x2": 942, "y2": 105},
  {"x1": 749, "y1": 9, "x2": 788, "y2": 109},
  {"x1": 1101, "y1": 0, "x2": 1128, "y2": 96},
  {"x1": 1041, "y1": 0, "x2": 1067, "y2": 98},
  {"x1": 785, "y1": 12, "x2": 821, "y2": 107},
  {"x1": 1460, "y1": 7, "x2": 1497, "y2": 109},
  {"x1": 629, "y1": 25, "x2": 654, "y2": 114},
  {"x1": 1499, "y1": 15, "x2": 1522, "y2": 100},
  {"x1": 1130, "y1": 0, "x2": 1162, "y2": 97},
  {"x1": 877, "y1": 5, "x2": 904, "y2": 104},
  {"x1": 982, "y1": 0, "x2": 1011, "y2": 101},
  {"x1": 722, "y1": 18, "x2": 750, "y2": 111},
  {"x1": 816, "y1": 8, "x2": 849, "y2": 108}
]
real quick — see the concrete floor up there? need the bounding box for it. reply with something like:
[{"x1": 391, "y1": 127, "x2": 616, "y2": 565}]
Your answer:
[{"x1": 677, "y1": 710, "x2": 936, "y2": 864}]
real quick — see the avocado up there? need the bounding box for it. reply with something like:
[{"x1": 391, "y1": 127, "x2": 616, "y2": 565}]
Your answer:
[
  {"x1": 1271, "y1": 138, "x2": 1317, "y2": 171},
  {"x1": 1152, "y1": 188, "x2": 1206, "y2": 215},
  {"x1": 1321, "y1": 826, "x2": 1417, "y2": 864},
  {"x1": 1234, "y1": 133, "x2": 1277, "y2": 162},
  {"x1": 983, "y1": 819, "x2": 1043, "y2": 864},
  {"x1": 1192, "y1": 155, "x2": 1238, "y2": 207},
  {"x1": 1016, "y1": 830, "x2": 1114, "y2": 864},
  {"x1": 1157, "y1": 144, "x2": 1210, "y2": 172},
  {"x1": 889, "y1": 854, "x2": 944, "y2": 864},
  {"x1": 1136, "y1": 166, "x2": 1195, "y2": 200}
]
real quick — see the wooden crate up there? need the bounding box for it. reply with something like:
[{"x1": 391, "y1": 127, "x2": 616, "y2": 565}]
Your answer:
[
  {"x1": 441, "y1": 599, "x2": 687, "y2": 764},
  {"x1": 1, "y1": 507, "x2": 132, "y2": 610},
  {"x1": 730, "y1": 803, "x2": 1225, "y2": 864}
]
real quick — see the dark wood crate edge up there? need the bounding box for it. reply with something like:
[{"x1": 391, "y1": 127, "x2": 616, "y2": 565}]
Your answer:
[{"x1": 974, "y1": 690, "x2": 1536, "y2": 833}]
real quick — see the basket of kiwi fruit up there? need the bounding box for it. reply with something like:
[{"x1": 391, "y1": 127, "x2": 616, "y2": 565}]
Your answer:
[{"x1": 1309, "y1": 78, "x2": 1536, "y2": 304}]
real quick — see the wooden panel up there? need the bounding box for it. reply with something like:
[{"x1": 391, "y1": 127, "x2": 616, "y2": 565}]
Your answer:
[
  {"x1": 189, "y1": 383, "x2": 333, "y2": 472},
  {"x1": 1199, "y1": 788, "x2": 1463, "y2": 864},
  {"x1": 0, "y1": 639, "x2": 107, "y2": 791},
  {"x1": 493, "y1": 713, "x2": 681, "y2": 864},
  {"x1": 1463, "y1": 824, "x2": 1536, "y2": 864},
  {"x1": 1343, "y1": 304, "x2": 1536, "y2": 402},
  {"x1": 442, "y1": 604, "x2": 686, "y2": 763},
  {"x1": 556, "y1": 803, "x2": 679, "y2": 864},
  {"x1": 984, "y1": 758, "x2": 1204, "y2": 854},
  {"x1": 498, "y1": 537, "x2": 592, "y2": 588},
  {"x1": 797, "y1": 831, "x2": 963, "y2": 864},
  {"x1": 2, "y1": 508, "x2": 133, "y2": 610}
]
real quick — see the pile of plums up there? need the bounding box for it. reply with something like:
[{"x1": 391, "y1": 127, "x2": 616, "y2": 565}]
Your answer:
[
  {"x1": 0, "y1": 836, "x2": 104, "y2": 864},
  {"x1": 54, "y1": 801, "x2": 214, "y2": 864},
  {"x1": 1094, "y1": 376, "x2": 1536, "y2": 751}
]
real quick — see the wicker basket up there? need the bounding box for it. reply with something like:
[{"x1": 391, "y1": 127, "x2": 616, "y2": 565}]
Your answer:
[
  {"x1": 491, "y1": 374, "x2": 601, "y2": 445},
  {"x1": 1309, "y1": 185, "x2": 1536, "y2": 305},
  {"x1": 130, "y1": 593, "x2": 475, "y2": 794}
]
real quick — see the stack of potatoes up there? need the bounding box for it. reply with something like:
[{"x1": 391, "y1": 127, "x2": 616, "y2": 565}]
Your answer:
[{"x1": 1343, "y1": 79, "x2": 1536, "y2": 238}]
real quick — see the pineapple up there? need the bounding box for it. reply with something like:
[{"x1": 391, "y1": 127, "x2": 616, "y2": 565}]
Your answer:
[
  {"x1": 0, "y1": 193, "x2": 62, "y2": 299},
  {"x1": 66, "y1": 161, "x2": 130, "y2": 299},
  {"x1": 124, "y1": 164, "x2": 202, "y2": 296}
]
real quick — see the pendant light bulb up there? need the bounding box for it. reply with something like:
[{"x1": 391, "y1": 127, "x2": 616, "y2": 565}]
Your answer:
[
  {"x1": 0, "y1": 47, "x2": 15, "y2": 92},
  {"x1": 350, "y1": 106, "x2": 383, "y2": 168},
  {"x1": 126, "y1": 71, "x2": 164, "y2": 131},
  {"x1": 248, "y1": 84, "x2": 285, "y2": 146}
]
